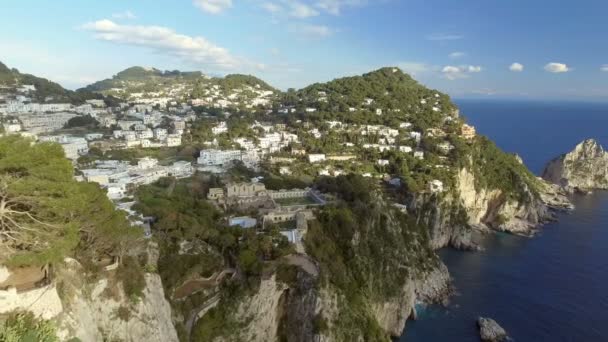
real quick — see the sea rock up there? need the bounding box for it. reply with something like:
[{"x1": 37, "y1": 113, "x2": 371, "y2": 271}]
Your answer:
[
  {"x1": 542, "y1": 139, "x2": 608, "y2": 191},
  {"x1": 477, "y1": 317, "x2": 508, "y2": 341}
]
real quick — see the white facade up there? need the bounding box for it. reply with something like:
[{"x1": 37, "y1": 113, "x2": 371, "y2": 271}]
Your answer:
[
  {"x1": 197, "y1": 149, "x2": 242, "y2": 166},
  {"x1": 308, "y1": 154, "x2": 326, "y2": 163},
  {"x1": 166, "y1": 134, "x2": 182, "y2": 147}
]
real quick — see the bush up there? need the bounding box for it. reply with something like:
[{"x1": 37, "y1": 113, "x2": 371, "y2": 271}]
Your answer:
[
  {"x1": 117, "y1": 256, "x2": 146, "y2": 301},
  {"x1": 0, "y1": 312, "x2": 58, "y2": 342}
]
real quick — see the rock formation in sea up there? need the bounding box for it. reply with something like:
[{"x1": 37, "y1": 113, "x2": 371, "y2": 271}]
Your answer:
[
  {"x1": 477, "y1": 317, "x2": 508, "y2": 341},
  {"x1": 543, "y1": 138, "x2": 608, "y2": 191}
]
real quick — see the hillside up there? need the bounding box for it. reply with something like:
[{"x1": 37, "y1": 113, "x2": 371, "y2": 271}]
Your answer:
[
  {"x1": 83, "y1": 66, "x2": 277, "y2": 105},
  {"x1": 0, "y1": 61, "x2": 101, "y2": 104},
  {"x1": 280, "y1": 67, "x2": 458, "y2": 130}
]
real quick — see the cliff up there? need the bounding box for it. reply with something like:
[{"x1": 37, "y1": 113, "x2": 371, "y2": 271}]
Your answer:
[
  {"x1": 190, "y1": 183, "x2": 452, "y2": 342},
  {"x1": 542, "y1": 139, "x2": 608, "y2": 191},
  {"x1": 0, "y1": 259, "x2": 179, "y2": 342}
]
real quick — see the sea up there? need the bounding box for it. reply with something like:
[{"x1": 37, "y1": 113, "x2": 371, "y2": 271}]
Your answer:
[{"x1": 401, "y1": 99, "x2": 608, "y2": 342}]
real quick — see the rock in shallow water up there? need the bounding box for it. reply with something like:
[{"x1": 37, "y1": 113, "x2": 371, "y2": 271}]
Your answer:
[{"x1": 477, "y1": 317, "x2": 508, "y2": 341}]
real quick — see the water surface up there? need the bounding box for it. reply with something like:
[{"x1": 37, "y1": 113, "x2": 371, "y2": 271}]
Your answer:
[{"x1": 402, "y1": 100, "x2": 608, "y2": 341}]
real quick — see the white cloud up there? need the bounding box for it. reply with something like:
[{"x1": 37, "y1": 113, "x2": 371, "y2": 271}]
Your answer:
[
  {"x1": 291, "y1": 24, "x2": 333, "y2": 37},
  {"x1": 288, "y1": 1, "x2": 320, "y2": 18},
  {"x1": 509, "y1": 62, "x2": 524, "y2": 72},
  {"x1": 426, "y1": 33, "x2": 464, "y2": 41},
  {"x1": 449, "y1": 51, "x2": 465, "y2": 59},
  {"x1": 467, "y1": 65, "x2": 482, "y2": 72},
  {"x1": 601, "y1": 65, "x2": 608, "y2": 72},
  {"x1": 396, "y1": 62, "x2": 431, "y2": 76},
  {"x1": 112, "y1": 10, "x2": 137, "y2": 20},
  {"x1": 193, "y1": 0, "x2": 233, "y2": 14},
  {"x1": 81, "y1": 19, "x2": 247, "y2": 70},
  {"x1": 261, "y1": 2, "x2": 282, "y2": 13},
  {"x1": 441, "y1": 65, "x2": 482, "y2": 80},
  {"x1": 544, "y1": 62, "x2": 570, "y2": 73},
  {"x1": 314, "y1": 0, "x2": 366, "y2": 15}
]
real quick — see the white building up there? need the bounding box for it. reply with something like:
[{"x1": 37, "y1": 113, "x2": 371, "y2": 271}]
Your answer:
[
  {"x1": 153, "y1": 128, "x2": 168, "y2": 140},
  {"x1": 198, "y1": 149, "x2": 242, "y2": 166},
  {"x1": 137, "y1": 157, "x2": 158, "y2": 170},
  {"x1": 166, "y1": 134, "x2": 182, "y2": 147},
  {"x1": 308, "y1": 154, "x2": 326, "y2": 163},
  {"x1": 212, "y1": 122, "x2": 228, "y2": 135}
]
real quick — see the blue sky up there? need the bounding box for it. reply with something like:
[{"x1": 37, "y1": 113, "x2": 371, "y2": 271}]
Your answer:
[{"x1": 1, "y1": 0, "x2": 607, "y2": 100}]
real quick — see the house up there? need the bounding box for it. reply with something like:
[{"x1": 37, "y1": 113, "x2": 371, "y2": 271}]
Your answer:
[
  {"x1": 308, "y1": 154, "x2": 326, "y2": 163},
  {"x1": 166, "y1": 134, "x2": 182, "y2": 147},
  {"x1": 399, "y1": 146, "x2": 413, "y2": 153},
  {"x1": 377, "y1": 159, "x2": 390, "y2": 166},
  {"x1": 207, "y1": 188, "x2": 225, "y2": 200},
  {"x1": 198, "y1": 149, "x2": 242, "y2": 166},
  {"x1": 461, "y1": 124, "x2": 476, "y2": 140},
  {"x1": 137, "y1": 157, "x2": 158, "y2": 170},
  {"x1": 226, "y1": 182, "x2": 267, "y2": 198},
  {"x1": 212, "y1": 122, "x2": 228, "y2": 135},
  {"x1": 414, "y1": 151, "x2": 424, "y2": 159}
]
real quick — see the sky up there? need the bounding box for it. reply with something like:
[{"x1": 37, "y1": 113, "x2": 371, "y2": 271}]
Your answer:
[{"x1": 1, "y1": 0, "x2": 608, "y2": 100}]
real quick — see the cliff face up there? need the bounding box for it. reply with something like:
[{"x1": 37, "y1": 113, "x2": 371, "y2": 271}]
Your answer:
[
  {"x1": 0, "y1": 259, "x2": 178, "y2": 342},
  {"x1": 543, "y1": 139, "x2": 608, "y2": 190},
  {"x1": 56, "y1": 261, "x2": 178, "y2": 342},
  {"x1": 200, "y1": 191, "x2": 453, "y2": 342},
  {"x1": 411, "y1": 167, "x2": 572, "y2": 250}
]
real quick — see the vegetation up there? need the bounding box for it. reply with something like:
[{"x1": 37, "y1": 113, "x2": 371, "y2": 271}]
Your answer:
[
  {"x1": 0, "y1": 61, "x2": 101, "y2": 104},
  {"x1": 64, "y1": 115, "x2": 99, "y2": 129},
  {"x1": 0, "y1": 136, "x2": 141, "y2": 266},
  {"x1": 304, "y1": 175, "x2": 438, "y2": 340},
  {"x1": 0, "y1": 312, "x2": 59, "y2": 342},
  {"x1": 460, "y1": 136, "x2": 541, "y2": 201}
]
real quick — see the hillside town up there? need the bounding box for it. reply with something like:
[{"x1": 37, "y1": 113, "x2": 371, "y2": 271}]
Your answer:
[{"x1": 0, "y1": 69, "x2": 478, "y2": 246}]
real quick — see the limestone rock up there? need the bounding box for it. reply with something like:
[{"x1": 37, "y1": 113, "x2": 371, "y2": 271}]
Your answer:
[
  {"x1": 477, "y1": 317, "x2": 508, "y2": 341},
  {"x1": 543, "y1": 139, "x2": 608, "y2": 190}
]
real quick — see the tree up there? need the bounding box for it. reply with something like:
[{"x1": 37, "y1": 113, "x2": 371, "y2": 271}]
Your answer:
[{"x1": 0, "y1": 136, "x2": 140, "y2": 266}]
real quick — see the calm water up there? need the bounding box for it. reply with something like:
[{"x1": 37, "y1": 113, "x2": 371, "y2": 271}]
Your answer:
[{"x1": 402, "y1": 99, "x2": 608, "y2": 341}]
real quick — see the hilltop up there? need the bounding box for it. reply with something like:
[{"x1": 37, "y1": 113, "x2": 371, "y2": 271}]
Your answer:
[
  {"x1": 0, "y1": 61, "x2": 101, "y2": 104},
  {"x1": 82, "y1": 66, "x2": 276, "y2": 105}
]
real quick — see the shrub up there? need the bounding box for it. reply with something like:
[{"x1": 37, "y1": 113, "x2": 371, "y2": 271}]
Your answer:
[{"x1": 0, "y1": 312, "x2": 58, "y2": 342}]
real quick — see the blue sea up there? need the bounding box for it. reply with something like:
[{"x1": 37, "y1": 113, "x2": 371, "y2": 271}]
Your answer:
[{"x1": 401, "y1": 99, "x2": 608, "y2": 341}]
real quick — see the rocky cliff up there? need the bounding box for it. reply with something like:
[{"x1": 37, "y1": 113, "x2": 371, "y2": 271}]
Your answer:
[
  {"x1": 0, "y1": 258, "x2": 179, "y2": 342},
  {"x1": 543, "y1": 139, "x2": 608, "y2": 191},
  {"x1": 411, "y1": 167, "x2": 572, "y2": 250}
]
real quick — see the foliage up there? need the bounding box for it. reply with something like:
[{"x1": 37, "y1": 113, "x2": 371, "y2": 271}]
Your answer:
[
  {"x1": 0, "y1": 61, "x2": 101, "y2": 104},
  {"x1": 0, "y1": 136, "x2": 140, "y2": 266},
  {"x1": 0, "y1": 312, "x2": 58, "y2": 342},
  {"x1": 280, "y1": 67, "x2": 456, "y2": 131},
  {"x1": 305, "y1": 175, "x2": 437, "y2": 330},
  {"x1": 465, "y1": 136, "x2": 540, "y2": 201},
  {"x1": 64, "y1": 115, "x2": 99, "y2": 128},
  {"x1": 116, "y1": 256, "x2": 146, "y2": 301}
]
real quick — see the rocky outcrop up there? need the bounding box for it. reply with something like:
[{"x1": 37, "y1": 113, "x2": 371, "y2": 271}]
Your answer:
[
  {"x1": 477, "y1": 317, "x2": 508, "y2": 341},
  {"x1": 231, "y1": 275, "x2": 289, "y2": 341},
  {"x1": 543, "y1": 139, "x2": 608, "y2": 191},
  {"x1": 54, "y1": 259, "x2": 178, "y2": 342},
  {"x1": 371, "y1": 262, "x2": 451, "y2": 337}
]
